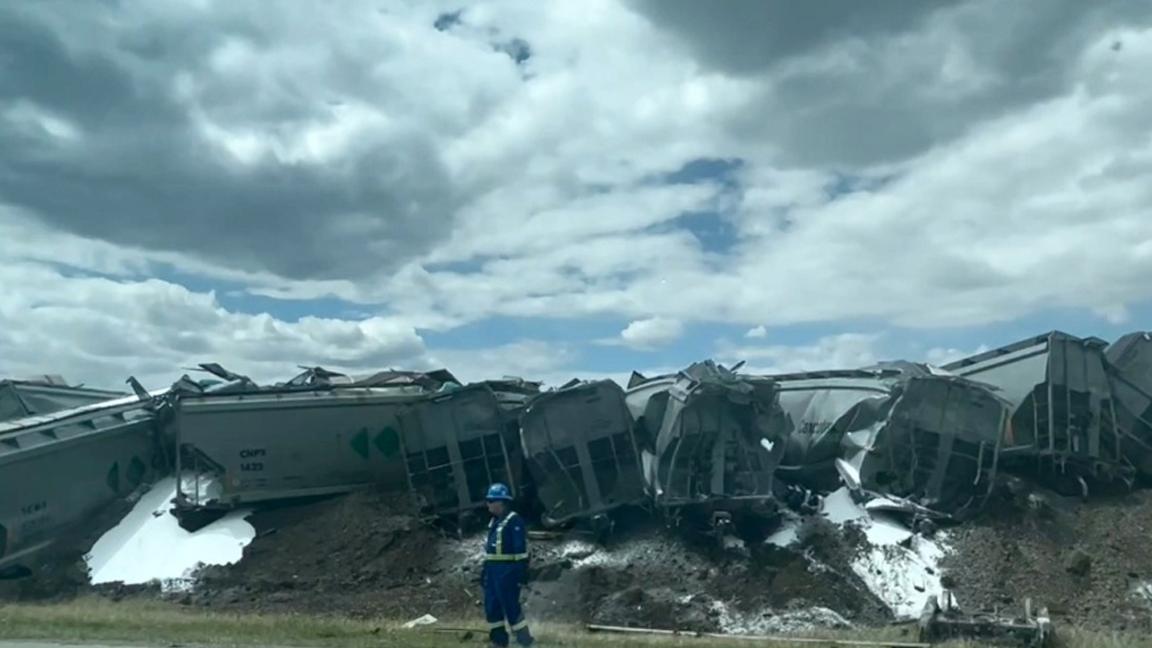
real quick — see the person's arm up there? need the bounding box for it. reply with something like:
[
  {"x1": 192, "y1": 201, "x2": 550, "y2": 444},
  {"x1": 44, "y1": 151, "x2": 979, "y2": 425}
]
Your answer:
[{"x1": 512, "y1": 515, "x2": 530, "y2": 584}]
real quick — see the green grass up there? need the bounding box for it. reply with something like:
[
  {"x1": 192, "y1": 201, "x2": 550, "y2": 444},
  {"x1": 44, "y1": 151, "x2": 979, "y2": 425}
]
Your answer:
[{"x1": 0, "y1": 598, "x2": 1150, "y2": 648}]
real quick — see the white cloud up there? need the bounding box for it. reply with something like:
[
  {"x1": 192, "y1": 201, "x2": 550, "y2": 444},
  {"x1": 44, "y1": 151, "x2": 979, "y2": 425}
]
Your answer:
[
  {"x1": 4, "y1": 0, "x2": 1152, "y2": 387},
  {"x1": 358, "y1": 23, "x2": 1152, "y2": 334},
  {"x1": 0, "y1": 261, "x2": 429, "y2": 390},
  {"x1": 717, "y1": 333, "x2": 883, "y2": 374},
  {"x1": 617, "y1": 317, "x2": 685, "y2": 350}
]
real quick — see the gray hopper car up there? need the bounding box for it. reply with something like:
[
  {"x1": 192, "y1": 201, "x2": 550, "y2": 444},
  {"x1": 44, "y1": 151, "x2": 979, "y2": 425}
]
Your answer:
[
  {"x1": 398, "y1": 383, "x2": 524, "y2": 517},
  {"x1": 628, "y1": 362, "x2": 788, "y2": 509},
  {"x1": 173, "y1": 386, "x2": 421, "y2": 512},
  {"x1": 942, "y1": 331, "x2": 1132, "y2": 487},
  {"x1": 0, "y1": 395, "x2": 159, "y2": 575},
  {"x1": 520, "y1": 380, "x2": 645, "y2": 526},
  {"x1": 174, "y1": 382, "x2": 525, "y2": 522}
]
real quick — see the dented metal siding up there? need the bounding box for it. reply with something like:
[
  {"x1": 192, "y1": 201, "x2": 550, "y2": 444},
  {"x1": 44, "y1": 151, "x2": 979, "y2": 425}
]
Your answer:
[
  {"x1": 398, "y1": 384, "x2": 522, "y2": 515},
  {"x1": 770, "y1": 373, "x2": 893, "y2": 490},
  {"x1": 644, "y1": 365, "x2": 787, "y2": 507},
  {"x1": 856, "y1": 377, "x2": 1007, "y2": 512},
  {"x1": 520, "y1": 380, "x2": 645, "y2": 525}
]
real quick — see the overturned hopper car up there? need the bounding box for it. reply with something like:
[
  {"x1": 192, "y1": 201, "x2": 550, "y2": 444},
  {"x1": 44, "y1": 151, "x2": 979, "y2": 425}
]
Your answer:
[
  {"x1": 520, "y1": 380, "x2": 645, "y2": 527},
  {"x1": 172, "y1": 385, "x2": 424, "y2": 525},
  {"x1": 943, "y1": 331, "x2": 1134, "y2": 491},
  {"x1": 173, "y1": 380, "x2": 526, "y2": 527},
  {"x1": 397, "y1": 383, "x2": 526, "y2": 520},
  {"x1": 0, "y1": 378, "x2": 126, "y2": 423},
  {"x1": 627, "y1": 361, "x2": 788, "y2": 525},
  {"x1": 0, "y1": 394, "x2": 162, "y2": 576},
  {"x1": 1104, "y1": 331, "x2": 1152, "y2": 476},
  {"x1": 842, "y1": 366, "x2": 1009, "y2": 516},
  {"x1": 766, "y1": 365, "x2": 1008, "y2": 515}
]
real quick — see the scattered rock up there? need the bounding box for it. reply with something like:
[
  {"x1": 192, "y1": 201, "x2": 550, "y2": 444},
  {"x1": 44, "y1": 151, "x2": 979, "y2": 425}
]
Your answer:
[
  {"x1": 1064, "y1": 548, "x2": 1092, "y2": 577},
  {"x1": 943, "y1": 489, "x2": 1152, "y2": 632}
]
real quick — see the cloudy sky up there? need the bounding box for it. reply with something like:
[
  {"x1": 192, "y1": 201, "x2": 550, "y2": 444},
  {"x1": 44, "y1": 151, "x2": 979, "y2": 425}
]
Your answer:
[{"x1": 3, "y1": 0, "x2": 1152, "y2": 390}]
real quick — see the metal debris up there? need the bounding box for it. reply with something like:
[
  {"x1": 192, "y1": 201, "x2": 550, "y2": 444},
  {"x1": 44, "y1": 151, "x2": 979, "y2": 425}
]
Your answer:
[
  {"x1": 0, "y1": 378, "x2": 126, "y2": 423},
  {"x1": 918, "y1": 592, "x2": 1053, "y2": 647},
  {"x1": 768, "y1": 364, "x2": 1009, "y2": 517}
]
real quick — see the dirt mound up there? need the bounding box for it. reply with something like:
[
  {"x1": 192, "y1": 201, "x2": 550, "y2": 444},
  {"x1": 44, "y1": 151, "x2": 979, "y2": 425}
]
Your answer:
[
  {"x1": 181, "y1": 492, "x2": 894, "y2": 630},
  {"x1": 943, "y1": 486, "x2": 1152, "y2": 632},
  {"x1": 189, "y1": 489, "x2": 480, "y2": 620},
  {"x1": 592, "y1": 586, "x2": 722, "y2": 632}
]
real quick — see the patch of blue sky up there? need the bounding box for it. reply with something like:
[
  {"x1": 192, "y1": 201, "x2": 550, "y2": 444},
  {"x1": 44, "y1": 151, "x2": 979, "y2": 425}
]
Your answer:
[
  {"x1": 890, "y1": 302, "x2": 1152, "y2": 359},
  {"x1": 665, "y1": 157, "x2": 744, "y2": 187},
  {"x1": 824, "y1": 171, "x2": 897, "y2": 199},
  {"x1": 646, "y1": 157, "x2": 746, "y2": 255}
]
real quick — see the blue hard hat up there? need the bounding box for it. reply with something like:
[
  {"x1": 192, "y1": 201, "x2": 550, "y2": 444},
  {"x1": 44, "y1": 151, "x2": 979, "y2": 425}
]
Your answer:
[{"x1": 486, "y1": 482, "x2": 513, "y2": 502}]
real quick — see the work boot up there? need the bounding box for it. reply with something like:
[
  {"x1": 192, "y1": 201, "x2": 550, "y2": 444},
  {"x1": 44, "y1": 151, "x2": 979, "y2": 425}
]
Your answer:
[
  {"x1": 488, "y1": 626, "x2": 510, "y2": 648},
  {"x1": 513, "y1": 626, "x2": 535, "y2": 646}
]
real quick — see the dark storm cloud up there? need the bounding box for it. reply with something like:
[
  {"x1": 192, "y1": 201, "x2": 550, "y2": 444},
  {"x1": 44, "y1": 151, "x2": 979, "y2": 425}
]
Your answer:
[
  {"x1": 629, "y1": 0, "x2": 959, "y2": 75},
  {"x1": 631, "y1": 0, "x2": 1152, "y2": 167},
  {"x1": 0, "y1": 5, "x2": 461, "y2": 281}
]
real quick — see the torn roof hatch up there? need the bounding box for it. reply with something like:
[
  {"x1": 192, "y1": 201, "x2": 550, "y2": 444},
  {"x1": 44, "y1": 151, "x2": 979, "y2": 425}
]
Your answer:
[
  {"x1": 284, "y1": 367, "x2": 460, "y2": 391},
  {"x1": 0, "y1": 378, "x2": 128, "y2": 423}
]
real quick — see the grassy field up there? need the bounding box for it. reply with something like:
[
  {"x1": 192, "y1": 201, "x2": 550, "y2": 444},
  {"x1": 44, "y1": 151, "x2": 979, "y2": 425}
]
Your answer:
[{"x1": 0, "y1": 598, "x2": 1150, "y2": 648}]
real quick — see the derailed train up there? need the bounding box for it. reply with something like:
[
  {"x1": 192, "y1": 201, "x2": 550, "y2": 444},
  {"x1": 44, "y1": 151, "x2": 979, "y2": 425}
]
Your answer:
[{"x1": 5, "y1": 330, "x2": 1152, "y2": 576}]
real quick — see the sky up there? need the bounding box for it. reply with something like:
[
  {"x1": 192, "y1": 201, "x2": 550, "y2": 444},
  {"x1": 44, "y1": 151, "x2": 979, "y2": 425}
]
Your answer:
[{"x1": 3, "y1": 0, "x2": 1152, "y2": 390}]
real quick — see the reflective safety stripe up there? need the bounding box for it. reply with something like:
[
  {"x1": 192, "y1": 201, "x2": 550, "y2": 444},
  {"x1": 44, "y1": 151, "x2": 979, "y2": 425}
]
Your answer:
[
  {"x1": 511, "y1": 620, "x2": 530, "y2": 632},
  {"x1": 488, "y1": 621, "x2": 506, "y2": 630},
  {"x1": 494, "y1": 511, "x2": 518, "y2": 557},
  {"x1": 484, "y1": 553, "x2": 528, "y2": 562}
]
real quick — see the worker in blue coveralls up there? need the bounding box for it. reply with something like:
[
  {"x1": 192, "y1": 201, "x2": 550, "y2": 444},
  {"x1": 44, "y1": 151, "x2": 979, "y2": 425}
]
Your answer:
[{"x1": 482, "y1": 482, "x2": 534, "y2": 647}]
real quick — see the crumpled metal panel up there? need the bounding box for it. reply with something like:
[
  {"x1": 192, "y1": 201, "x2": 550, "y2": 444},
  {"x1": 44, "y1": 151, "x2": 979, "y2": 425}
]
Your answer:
[
  {"x1": 1105, "y1": 332, "x2": 1152, "y2": 476},
  {"x1": 481, "y1": 378, "x2": 543, "y2": 412},
  {"x1": 520, "y1": 380, "x2": 645, "y2": 526},
  {"x1": 841, "y1": 373, "x2": 1009, "y2": 515},
  {"x1": 763, "y1": 365, "x2": 1009, "y2": 515},
  {"x1": 629, "y1": 361, "x2": 788, "y2": 508},
  {"x1": 0, "y1": 379, "x2": 126, "y2": 423},
  {"x1": 943, "y1": 331, "x2": 1130, "y2": 485},
  {"x1": 770, "y1": 370, "x2": 896, "y2": 492},
  {"x1": 398, "y1": 383, "x2": 523, "y2": 516}
]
